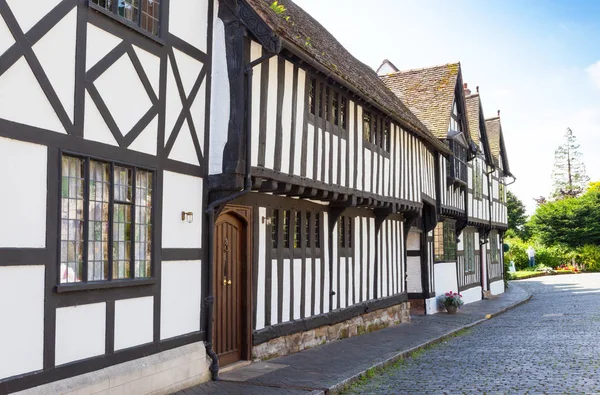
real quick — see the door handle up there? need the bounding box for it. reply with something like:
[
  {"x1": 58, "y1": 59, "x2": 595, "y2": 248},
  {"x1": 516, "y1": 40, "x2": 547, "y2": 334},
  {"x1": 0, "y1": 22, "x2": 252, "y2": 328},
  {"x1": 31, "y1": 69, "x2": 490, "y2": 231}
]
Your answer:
[
  {"x1": 223, "y1": 277, "x2": 232, "y2": 286},
  {"x1": 227, "y1": 280, "x2": 232, "y2": 285}
]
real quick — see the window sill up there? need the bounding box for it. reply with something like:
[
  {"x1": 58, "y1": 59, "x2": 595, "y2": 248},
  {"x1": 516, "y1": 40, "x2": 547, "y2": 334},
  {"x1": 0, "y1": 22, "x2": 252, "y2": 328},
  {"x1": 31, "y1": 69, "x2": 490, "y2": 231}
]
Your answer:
[
  {"x1": 89, "y1": 3, "x2": 165, "y2": 46},
  {"x1": 56, "y1": 278, "x2": 156, "y2": 293}
]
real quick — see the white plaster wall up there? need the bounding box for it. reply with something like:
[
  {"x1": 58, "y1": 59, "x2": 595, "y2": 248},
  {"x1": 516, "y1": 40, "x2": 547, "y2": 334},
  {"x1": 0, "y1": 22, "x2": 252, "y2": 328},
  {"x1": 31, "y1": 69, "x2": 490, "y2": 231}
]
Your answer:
[
  {"x1": 0, "y1": 266, "x2": 44, "y2": 380},
  {"x1": 433, "y1": 262, "x2": 458, "y2": 296},
  {"x1": 169, "y1": 0, "x2": 208, "y2": 53},
  {"x1": 162, "y1": 171, "x2": 203, "y2": 249},
  {"x1": 255, "y1": 207, "x2": 267, "y2": 330},
  {"x1": 114, "y1": 296, "x2": 154, "y2": 351},
  {"x1": 0, "y1": 137, "x2": 47, "y2": 248},
  {"x1": 461, "y1": 286, "x2": 482, "y2": 305},
  {"x1": 160, "y1": 260, "x2": 202, "y2": 340},
  {"x1": 56, "y1": 303, "x2": 106, "y2": 365},
  {"x1": 406, "y1": 257, "x2": 422, "y2": 293},
  {"x1": 490, "y1": 280, "x2": 505, "y2": 296},
  {"x1": 15, "y1": 342, "x2": 210, "y2": 395},
  {"x1": 5, "y1": 0, "x2": 56, "y2": 33},
  {"x1": 425, "y1": 296, "x2": 438, "y2": 315}
]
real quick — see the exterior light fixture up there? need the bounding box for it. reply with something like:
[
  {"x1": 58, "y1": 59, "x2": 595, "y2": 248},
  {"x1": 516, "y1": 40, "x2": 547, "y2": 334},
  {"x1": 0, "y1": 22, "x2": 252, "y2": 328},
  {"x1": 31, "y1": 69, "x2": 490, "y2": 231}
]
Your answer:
[{"x1": 181, "y1": 211, "x2": 194, "y2": 223}]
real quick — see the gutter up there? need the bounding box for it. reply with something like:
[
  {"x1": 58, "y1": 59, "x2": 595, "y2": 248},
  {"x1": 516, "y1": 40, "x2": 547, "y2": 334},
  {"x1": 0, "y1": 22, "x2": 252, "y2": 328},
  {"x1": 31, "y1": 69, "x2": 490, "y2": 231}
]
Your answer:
[
  {"x1": 204, "y1": 50, "x2": 278, "y2": 381},
  {"x1": 279, "y1": 38, "x2": 452, "y2": 157}
]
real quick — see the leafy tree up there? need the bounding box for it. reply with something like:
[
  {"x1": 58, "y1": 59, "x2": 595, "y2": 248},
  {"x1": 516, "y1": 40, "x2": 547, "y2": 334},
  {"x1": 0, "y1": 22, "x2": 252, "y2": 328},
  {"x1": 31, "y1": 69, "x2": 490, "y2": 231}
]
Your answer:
[
  {"x1": 506, "y1": 191, "x2": 527, "y2": 237},
  {"x1": 550, "y1": 127, "x2": 589, "y2": 199},
  {"x1": 529, "y1": 187, "x2": 600, "y2": 247}
]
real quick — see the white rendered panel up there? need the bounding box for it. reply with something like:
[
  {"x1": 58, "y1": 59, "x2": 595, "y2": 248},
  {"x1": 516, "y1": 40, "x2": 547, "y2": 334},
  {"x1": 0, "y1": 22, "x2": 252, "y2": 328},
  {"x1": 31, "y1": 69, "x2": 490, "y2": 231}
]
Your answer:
[
  {"x1": 339, "y1": 257, "x2": 346, "y2": 309},
  {"x1": 341, "y1": 132, "x2": 347, "y2": 187},
  {"x1": 32, "y1": 9, "x2": 76, "y2": 122},
  {"x1": 490, "y1": 280, "x2": 505, "y2": 296},
  {"x1": 348, "y1": 102, "x2": 355, "y2": 189},
  {"x1": 128, "y1": 115, "x2": 158, "y2": 156},
  {"x1": 169, "y1": 0, "x2": 208, "y2": 52},
  {"x1": 354, "y1": 225, "x2": 360, "y2": 302},
  {"x1": 304, "y1": 258, "x2": 312, "y2": 318},
  {"x1": 331, "y1": 223, "x2": 338, "y2": 310},
  {"x1": 434, "y1": 262, "x2": 459, "y2": 300},
  {"x1": 314, "y1": 259, "x2": 321, "y2": 315},
  {"x1": 332, "y1": 134, "x2": 338, "y2": 184},
  {"x1": 250, "y1": 42, "x2": 262, "y2": 167},
  {"x1": 384, "y1": 158, "x2": 390, "y2": 197},
  {"x1": 0, "y1": 266, "x2": 44, "y2": 379},
  {"x1": 0, "y1": 138, "x2": 47, "y2": 248},
  {"x1": 86, "y1": 24, "x2": 121, "y2": 70},
  {"x1": 165, "y1": 57, "x2": 183, "y2": 145},
  {"x1": 162, "y1": 171, "x2": 203, "y2": 248},
  {"x1": 293, "y1": 259, "x2": 302, "y2": 320},
  {"x1": 361, "y1": 217, "x2": 368, "y2": 302},
  {"x1": 306, "y1": 124, "x2": 315, "y2": 178},
  {"x1": 133, "y1": 45, "x2": 161, "y2": 95},
  {"x1": 280, "y1": 61, "x2": 294, "y2": 173},
  {"x1": 114, "y1": 296, "x2": 154, "y2": 350},
  {"x1": 169, "y1": 122, "x2": 199, "y2": 165},
  {"x1": 208, "y1": 6, "x2": 229, "y2": 174},
  {"x1": 381, "y1": 224, "x2": 388, "y2": 297},
  {"x1": 356, "y1": 106, "x2": 363, "y2": 191},
  {"x1": 84, "y1": 91, "x2": 118, "y2": 146},
  {"x1": 324, "y1": 133, "x2": 330, "y2": 184},
  {"x1": 347, "y1": 257, "x2": 353, "y2": 306},
  {"x1": 364, "y1": 149, "x2": 371, "y2": 193},
  {"x1": 56, "y1": 303, "x2": 106, "y2": 365},
  {"x1": 407, "y1": 257, "x2": 422, "y2": 293},
  {"x1": 0, "y1": 12, "x2": 15, "y2": 55},
  {"x1": 461, "y1": 286, "x2": 482, "y2": 305},
  {"x1": 316, "y1": 126, "x2": 322, "y2": 181},
  {"x1": 369, "y1": 218, "x2": 375, "y2": 299},
  {"x1": 160, "y1": 260, "x2": 201, "y2": 339},
  {"x1": 96, "y1": 54, "x2": 152, "y2": 135},
  {"x1": 293, "y1": 69, "x2": 306, "y2": 176},
  {"x1": 282, "y1": 259, "x2": 291, "y2": 323},
  {"x1": 264, "y1": 56, "x2": 277, "y2": 170},
  {"x1": 322, "y1": 213, "x2": 330, "y2": 313},
  {"x1": 255, "y1": 207, "x2": 267, "y2": 330},
  {"x1": 189, "y1": 79, "x2": 206, "y2": 155},
  {"x1": 400, "y1": 220, "x2": 405, "y2": 293},
  {"x1": 173, "y1": 48, "x2": 203, "y2": 97},
  {"x1": 0, "y1": 57, "x2": 64, "y2": 132},
  {"x1": 6, "y1": 0, "x2": 56, "y2": 33},
  {"x1": 270, "y1": 260, "x2": 278, "y2": 324}
]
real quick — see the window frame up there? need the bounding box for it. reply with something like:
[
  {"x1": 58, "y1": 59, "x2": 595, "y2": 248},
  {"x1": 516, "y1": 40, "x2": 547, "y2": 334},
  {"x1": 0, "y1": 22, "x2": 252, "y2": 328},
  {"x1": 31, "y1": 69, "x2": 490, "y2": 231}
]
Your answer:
[
  {"x1": 57, "y1": 152, "x2": 156, "y2": 292},
  {"x1": 89, "y1": 0, "x2": 166, "y2": 44},
  {"x1": 362, "y1": 110, "x2": 391, "y2": 155},
  {"x1": 270, "y1": 208, "x2": 322, "y2": 257},
  {"x1": 434, "y1": 220, "x2": 457, "y2": 262},
  {"x1": 490, "y1": 231, "x2": 500, "y2": 264},
  {"x1": 338, "y1": 215, "x2": 353, "y2": 257},
  {"x1": 463, "y1": 230, "x2": 476, "y2": 273},
  {"x1": 307, "y1": 75, "x2": 349, "y2": 138}
]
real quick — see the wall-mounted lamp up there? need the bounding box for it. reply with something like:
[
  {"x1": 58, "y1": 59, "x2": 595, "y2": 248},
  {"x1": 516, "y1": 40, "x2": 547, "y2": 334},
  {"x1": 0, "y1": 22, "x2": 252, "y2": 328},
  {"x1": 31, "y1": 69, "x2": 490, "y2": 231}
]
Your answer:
[
  {"x1": 181, "y1": 211, "x2": 194, "y2": 223},
  {"x1": 480, "y1": 237, "x2": 488, "y2": 245},
  {"x1": 262, "y1": 216, "x2": 272, "y2": 225}
]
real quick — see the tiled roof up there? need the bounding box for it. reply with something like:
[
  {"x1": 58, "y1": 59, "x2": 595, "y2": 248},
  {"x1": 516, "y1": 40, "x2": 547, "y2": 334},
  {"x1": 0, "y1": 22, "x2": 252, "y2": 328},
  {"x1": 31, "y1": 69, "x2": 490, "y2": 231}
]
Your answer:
[
  {"x1": 243, "y1": 0, "x2": 451, "y2": 154},
  {"x1": 485, "y1": 117, "x2": 502, "y2": 167},
  {"x1": 465, "y1": 94, "x2": 481, "y2": 146},
  {"x1": 379, "y1": 63, "x2": 461, "y2": 139}
]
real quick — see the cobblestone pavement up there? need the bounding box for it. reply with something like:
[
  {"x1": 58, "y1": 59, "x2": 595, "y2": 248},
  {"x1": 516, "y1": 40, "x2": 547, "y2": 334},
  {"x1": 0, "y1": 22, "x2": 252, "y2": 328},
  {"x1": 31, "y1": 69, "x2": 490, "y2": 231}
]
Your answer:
[{"x1": 345, "y1": 274, "x2": 600, "y2": 395}]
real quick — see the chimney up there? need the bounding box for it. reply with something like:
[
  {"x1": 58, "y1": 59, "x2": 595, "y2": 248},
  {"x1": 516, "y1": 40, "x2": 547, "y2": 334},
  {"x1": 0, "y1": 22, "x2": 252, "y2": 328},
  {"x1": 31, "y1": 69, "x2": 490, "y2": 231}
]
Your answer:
[
  {"x1": 497, "y1": 110, "x2": 501, "y2": 117},
  {"x1": 476, "y1": 86, "x2": 479, "y2": 93},
  {"x1": 463, "y1": 83, "x2": 471, "y2": 96}
]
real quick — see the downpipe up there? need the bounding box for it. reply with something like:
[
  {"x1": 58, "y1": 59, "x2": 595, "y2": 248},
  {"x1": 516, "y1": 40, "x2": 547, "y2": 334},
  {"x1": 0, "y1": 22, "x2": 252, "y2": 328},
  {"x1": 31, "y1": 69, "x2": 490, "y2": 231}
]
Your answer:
[{"x1": 204, "y1": 52, "x2": 276, "y2": 381}]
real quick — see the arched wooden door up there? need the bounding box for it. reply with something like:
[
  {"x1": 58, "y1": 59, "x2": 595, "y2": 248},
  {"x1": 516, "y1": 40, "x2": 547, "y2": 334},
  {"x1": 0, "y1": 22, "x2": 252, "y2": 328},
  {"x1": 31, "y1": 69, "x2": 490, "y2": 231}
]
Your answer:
[{"x1": 214, "y1": 213, "x2": 244, "y2": 366}]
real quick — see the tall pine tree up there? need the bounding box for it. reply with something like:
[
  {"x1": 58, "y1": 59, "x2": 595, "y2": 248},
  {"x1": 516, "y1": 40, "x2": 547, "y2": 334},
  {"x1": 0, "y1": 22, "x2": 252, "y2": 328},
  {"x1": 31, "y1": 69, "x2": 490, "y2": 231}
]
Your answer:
[{"x1": 551, "y1": 127, "x2": 589, "y2": 199}]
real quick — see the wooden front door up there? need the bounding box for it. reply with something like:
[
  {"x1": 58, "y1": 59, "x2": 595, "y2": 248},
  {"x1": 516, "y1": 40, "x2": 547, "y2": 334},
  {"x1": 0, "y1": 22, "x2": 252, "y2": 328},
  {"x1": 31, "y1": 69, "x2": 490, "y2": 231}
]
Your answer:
[{"x1": 214, "y1": 213, "x2": 244, "y2": 366}]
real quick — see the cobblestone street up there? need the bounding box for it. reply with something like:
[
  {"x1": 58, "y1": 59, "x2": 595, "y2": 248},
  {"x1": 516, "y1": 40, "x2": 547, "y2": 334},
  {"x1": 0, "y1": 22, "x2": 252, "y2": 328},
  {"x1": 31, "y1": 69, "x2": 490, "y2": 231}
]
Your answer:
[{"x1": 345, "y1": 274, "x2": 600, "y2": 394}]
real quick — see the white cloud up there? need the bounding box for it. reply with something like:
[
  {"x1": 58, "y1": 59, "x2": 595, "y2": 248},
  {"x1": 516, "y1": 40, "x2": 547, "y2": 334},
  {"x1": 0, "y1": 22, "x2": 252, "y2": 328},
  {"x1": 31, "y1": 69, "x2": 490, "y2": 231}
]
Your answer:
[{"x1": 586, "y1": 61, "x2": 600, "y2": 89}]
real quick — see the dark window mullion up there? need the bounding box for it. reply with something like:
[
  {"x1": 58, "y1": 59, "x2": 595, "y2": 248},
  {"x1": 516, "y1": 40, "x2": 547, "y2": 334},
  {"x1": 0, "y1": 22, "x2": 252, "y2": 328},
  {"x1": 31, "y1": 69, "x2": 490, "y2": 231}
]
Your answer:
[
  {"x1": 82, "y1": 158, "x2": 90, "y2": 283},
  {"x1": 111, "y1": 0, "x2": 118, "y2": 14},
  {"x1": 130, "y1": 167, "x2": 137, "y2": 278},
  {"x1": 108, "y1": 162, "x2": 115, "y2": 281},
  {"x1": 137, "y1": 0, "x2": 143, "y2": 28}
]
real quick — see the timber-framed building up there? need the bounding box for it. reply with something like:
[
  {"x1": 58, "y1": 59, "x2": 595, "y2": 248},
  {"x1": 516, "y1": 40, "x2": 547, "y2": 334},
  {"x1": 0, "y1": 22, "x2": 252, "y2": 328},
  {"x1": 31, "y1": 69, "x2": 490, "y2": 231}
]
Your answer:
[{"x1": 0, "y1": 0, "x2": 512, "y2": 393}]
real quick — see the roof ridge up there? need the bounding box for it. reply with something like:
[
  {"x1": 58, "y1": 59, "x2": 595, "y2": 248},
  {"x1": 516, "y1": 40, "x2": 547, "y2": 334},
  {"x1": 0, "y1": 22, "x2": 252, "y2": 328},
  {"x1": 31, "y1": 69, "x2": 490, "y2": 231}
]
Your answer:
[
  {"x1": 383, "y1": 62, "x2": 461, "y2": 76},
  {"x1": 485, "y1": 116, "x2": 500, "y2": 121}
]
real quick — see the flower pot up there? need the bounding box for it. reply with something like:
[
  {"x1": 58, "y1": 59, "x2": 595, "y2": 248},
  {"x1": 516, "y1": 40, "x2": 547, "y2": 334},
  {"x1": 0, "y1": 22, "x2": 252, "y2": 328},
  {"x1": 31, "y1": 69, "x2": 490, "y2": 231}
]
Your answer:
[{"x1": 446, "y1": 305, "x2": 458, "y2": 314}]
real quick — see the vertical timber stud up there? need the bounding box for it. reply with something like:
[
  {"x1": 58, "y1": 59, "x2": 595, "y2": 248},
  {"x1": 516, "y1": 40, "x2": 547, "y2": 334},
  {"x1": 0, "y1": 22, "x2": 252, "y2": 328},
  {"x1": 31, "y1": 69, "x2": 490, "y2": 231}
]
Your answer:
[
  {"x1": 328, "y1": 207, "x2": 345, "y2": 308},
  {"x1": 374, "y1": 206, "x2": 393, "y2": 299}
]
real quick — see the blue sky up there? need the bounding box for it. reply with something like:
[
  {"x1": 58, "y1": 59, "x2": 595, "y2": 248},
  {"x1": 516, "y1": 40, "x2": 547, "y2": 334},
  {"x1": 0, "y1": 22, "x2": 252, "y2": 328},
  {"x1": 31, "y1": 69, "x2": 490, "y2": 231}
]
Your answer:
[{"x1": 295, "y1": 0, "x2": 600, "y2": 214}]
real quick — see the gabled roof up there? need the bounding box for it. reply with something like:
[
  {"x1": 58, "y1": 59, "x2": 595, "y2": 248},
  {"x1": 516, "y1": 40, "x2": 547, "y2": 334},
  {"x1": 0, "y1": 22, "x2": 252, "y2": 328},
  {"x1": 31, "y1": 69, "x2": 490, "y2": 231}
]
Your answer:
[
  {"x1": 485, "y1": 116, "x2": 512, "y2": 176},
  {"x1": 465, "y1": 93, "x2": 493, "y2": 165},
  {"x1": 379, "y1": 63, "x2": 467, "y2": 140},
  {"x1": 242, "y1": 0, "x2": 451, "y2": 155},
  {"x1": 376, "y1": 59, "x2": 399, "y2": 76}
]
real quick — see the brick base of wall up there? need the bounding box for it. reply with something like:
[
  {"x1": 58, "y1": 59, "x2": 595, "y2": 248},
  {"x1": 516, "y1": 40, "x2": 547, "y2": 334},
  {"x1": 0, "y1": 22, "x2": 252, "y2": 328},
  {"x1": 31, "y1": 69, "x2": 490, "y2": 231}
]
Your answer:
[{"x1": 252, "y1": 302, "x2": 411, "y2": 361}]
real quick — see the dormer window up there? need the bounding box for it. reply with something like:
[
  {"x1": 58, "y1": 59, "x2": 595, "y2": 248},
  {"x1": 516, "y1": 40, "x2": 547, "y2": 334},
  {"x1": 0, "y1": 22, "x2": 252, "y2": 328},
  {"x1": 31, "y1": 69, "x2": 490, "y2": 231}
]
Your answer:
[{"x1": 448, "y1": 140, "x2": 467, "y2": 185}]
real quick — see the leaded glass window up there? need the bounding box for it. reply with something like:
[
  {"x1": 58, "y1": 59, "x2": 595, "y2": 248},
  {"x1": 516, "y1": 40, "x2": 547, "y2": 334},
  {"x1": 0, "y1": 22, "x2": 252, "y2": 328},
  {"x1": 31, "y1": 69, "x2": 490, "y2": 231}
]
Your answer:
[
  {"x1": 271, "y1": 210, "x2": 279, "y2": 249},
  {"x1": 283, "y1": 210, "x2": 290, "y2": 248},
  {"x1": 363, "y1": 111, "x2": 371, "y2": 142},
  {"x1": 464, "y1": 231, "x2": 476, "y2": 273},
  {"x1": 60, "y1": 155, "x2": 153, "y2": 284},
  {"x1": 91, "y1": 0, "x2": 161, "y2": 37},
  {"x1": 434, "y1": 220, "x2": 457, "y2": 262},
  {"x1": 293, "y1": 211, "x2": 301, "y2": 249}
]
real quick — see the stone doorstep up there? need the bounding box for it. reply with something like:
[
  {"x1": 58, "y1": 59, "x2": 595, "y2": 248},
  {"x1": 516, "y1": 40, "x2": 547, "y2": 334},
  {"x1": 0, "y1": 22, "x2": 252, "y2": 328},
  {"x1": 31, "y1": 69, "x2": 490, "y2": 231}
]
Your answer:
[{"x1": 251, "y1": 302, "x2": 411, "y2": 362}]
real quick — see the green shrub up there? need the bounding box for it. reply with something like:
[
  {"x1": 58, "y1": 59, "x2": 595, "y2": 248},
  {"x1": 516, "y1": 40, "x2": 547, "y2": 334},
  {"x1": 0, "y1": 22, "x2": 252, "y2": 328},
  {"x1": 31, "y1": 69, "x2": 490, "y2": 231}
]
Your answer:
[
  {"x1": 573, "y1": 245, "x2": 600, "y2": 272},
  {"x1": 504, "y1": 237, "x2": 529, "y2": 270}
]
